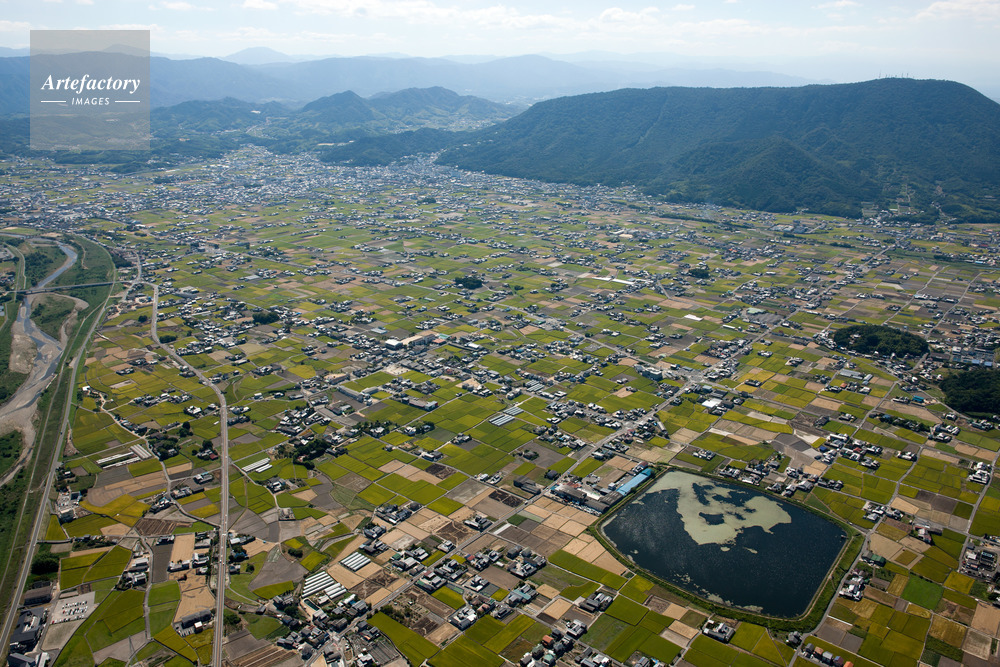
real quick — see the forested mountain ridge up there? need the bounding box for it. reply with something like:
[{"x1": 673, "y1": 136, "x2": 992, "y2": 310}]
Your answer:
[{"x1": 430, "y1": 78, "x2": 1000, "y2": 218}]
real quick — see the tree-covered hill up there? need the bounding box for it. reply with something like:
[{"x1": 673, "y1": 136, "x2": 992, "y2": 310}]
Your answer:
[
  {"x1": 940, "y1": 370, "x2": 1000, "y2": 415},
  {"x1": 151, "y1": 98, "x2": 291, "y2": 136},
  {"x1": 297, "y1": 87, "x2": 517, "y2": 132},
  {"x1": 832, "y1": 324, "x2": 929, "y2": 358},
  {"x1": 434, "y1": 78, "x2": 1000, "y2": 218}
]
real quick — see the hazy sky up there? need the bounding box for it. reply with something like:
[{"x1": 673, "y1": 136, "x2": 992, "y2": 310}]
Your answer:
[{"x1": 1, "y1": 0, "x2": 997, "y2": 85}]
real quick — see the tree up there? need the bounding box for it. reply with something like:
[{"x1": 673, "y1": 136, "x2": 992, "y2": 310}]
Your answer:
[
  {"x1": 832, "y1": 324, "x2": 928, "y2": 357},
  {"x1": 31, "y1": 553, "x2": 59, "y2": 575},
  {"x1": 252, "y1": 311, "x2": 280, "y2": 325},
  {"x1": 940, "y1": 369, "x2": 1000, "y2": 414}
]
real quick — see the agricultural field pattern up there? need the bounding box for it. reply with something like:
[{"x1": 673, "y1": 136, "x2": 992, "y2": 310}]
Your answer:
[{"x1": 3, "y1": 147, "x2": 1000, "y2": 667}]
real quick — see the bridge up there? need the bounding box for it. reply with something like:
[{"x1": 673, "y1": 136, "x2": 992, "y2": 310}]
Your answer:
[{"x1": 0, "y1": 281, "x2": 116, "y2": 296}]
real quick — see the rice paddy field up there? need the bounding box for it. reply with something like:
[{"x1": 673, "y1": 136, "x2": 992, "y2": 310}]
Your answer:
[{"x1": 7, "y1": 148, "x2": 999, "y2": 667}]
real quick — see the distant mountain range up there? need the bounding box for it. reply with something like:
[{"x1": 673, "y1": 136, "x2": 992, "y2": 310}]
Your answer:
[
  {"x1": 221, "y1": 47, "x2": 305, "y2": 65},
  {"x1": 149, "y1": 88, "x2": 520, "y2": 153},
  {"x1": 0, "y1": 86, "x2": 520, "y2": 167},
  {"x1": 323, "y1": 78, "x2": 1000, "y2": 220},
  {"x1": 0, "y1": 52, "x2": 820, "y2": 114},
  {"x1": 151, "y1": 87, "x2": 517, "y2": 133}
]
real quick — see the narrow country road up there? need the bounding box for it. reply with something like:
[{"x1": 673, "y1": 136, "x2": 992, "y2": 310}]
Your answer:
[{"x1": 145, "y1": 280, "x2": 231, "y2": 666}]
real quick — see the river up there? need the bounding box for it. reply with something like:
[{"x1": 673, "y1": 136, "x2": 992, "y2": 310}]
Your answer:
[
  {"x1": 17, "y1": 242, "x2": 79, "y2": 401},
  {"x1": 0, "y1": 241, "x2": 80, "y2": 485}
]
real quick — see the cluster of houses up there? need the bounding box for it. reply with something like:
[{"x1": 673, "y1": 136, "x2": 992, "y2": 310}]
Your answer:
[
  {"x1": 799, "y1": 642, "x2": 856, "y2": 667},
  {"x1": 275, "y1": 625, "x2": 330, "y2": 653},
  {"x1": 463, "y1": 514, "x2": 493, "y2": 531},
  {"x1": 962, "y1": 545, "x2": 998, "y2": 577},
  {"x1": 517, "y1": 627, "x2": 580, "y2": 667},
  {"x1": 839, "y1": 572, "x2": 866, "y2": 601},
  {"x1": 861, "y1": 502, "x2": 903, "y2": 523},
  {"x1": 969, "y1": 461, "x2": 993, "y2": 484},
  {"x1": 375, "y1": 502, "x2": 418, "y2": 525},
  {"x1": 702, "y1": 620, "x2": 736, "y2": 643},
  {"x1": 505, "y1": 546, "x2": 547, "y2": 579},
  {"x1": 716, "y1": 456, "x2": 782, "y2": 487},
  {"x1": 578, "y1": 590, "x2": 613, "y2": 614},
  {"x1": 448, "y1": 595, "x2": 498, "y2": 630},
  {"x1": 120, "y1": 554, "x2": 150, "y2": 588},
  {"x1": 174, "y1": 609, "x2": 213, "y2": 635},
  {"x1": 415, "y1": 556, "x2": 467, "y2": 593},
  {"x1": 504, "y1": 582, "x2": 538, "y2": 608},
  {"x1": 549, "y1": 465, "x2": 654, "y2": 515}
]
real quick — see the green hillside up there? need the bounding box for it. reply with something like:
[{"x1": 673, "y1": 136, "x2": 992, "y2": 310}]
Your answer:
[{"x1": 435, "y1": 78, "x2": 1000, "y2": 218}]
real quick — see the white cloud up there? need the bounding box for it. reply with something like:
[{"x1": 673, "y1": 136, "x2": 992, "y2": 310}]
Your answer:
[
  {"x1": 243, "y1": 0, "x2": 278, "y2": 8},
  {"x1": 598, "y1": 7, "x2": 660, "y2": 24},
  {"x1": 815, "y1": 0, "x2": 860, "y2": 9},
  {"x1": 275, "y1": 0, "x2": 576, "y2": 32},
  {"x1": 0, "y1": 20, "x2": 31, "y2": 31},
  {"x1": 170, "y1": 29, "x2": 203, "y2": 42},
  {"x1": 98, "y1": 23, "x2": 161, "y2": 30},
  {"x1": 216, "y1": 26, "x2": 286, "y2": 39},
  {"x1": 671, "y1": 3, "x2": 695, "y2": 11},
  {"x1": 916, "y1": 0, "x2": 1000, "y2": 21},
  {"x1": 814, "y1": 0, "x2": 861, "y2": 20},
  {"x1": 282, "y1": 0, "x2": 432, "y2": 19}
]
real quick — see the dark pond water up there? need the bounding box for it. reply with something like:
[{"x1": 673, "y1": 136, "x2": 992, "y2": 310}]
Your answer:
[{"x1": 602, "y1": 470, "x2": 845, "y2": 617}]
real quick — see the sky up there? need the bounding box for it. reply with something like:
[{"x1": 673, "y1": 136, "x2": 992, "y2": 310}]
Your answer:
[{"x1": 1, "y1": 0, "x2": 998, "y2": 89}]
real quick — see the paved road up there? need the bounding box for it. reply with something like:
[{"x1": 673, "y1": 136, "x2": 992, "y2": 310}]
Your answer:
[{"x1": 146, "y1": 280, "x2": 231, "y2": 665}]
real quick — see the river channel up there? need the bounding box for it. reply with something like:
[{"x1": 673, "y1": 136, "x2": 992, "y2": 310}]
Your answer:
[
  {"x1": 602, "y1": 469, "x2": 845, "y2": 617},
  {"x1": 2, "y1": 242, "x2": 78, "y2": 418},
  {"x1": 18, "y1": 242, "x2": 78, "y2": 397}
]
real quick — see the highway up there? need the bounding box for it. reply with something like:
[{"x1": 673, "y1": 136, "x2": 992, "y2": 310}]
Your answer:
[
  {"x1": 0, "y1": 243, "x2": 117, "y2": 648},
  {"x1": 0, "y1": 280, "x2": 116, "y2": 297}
]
